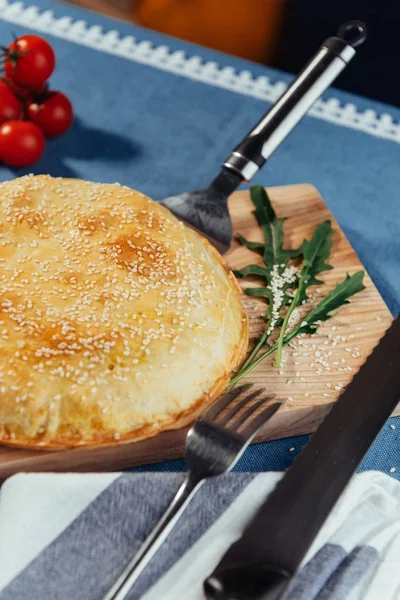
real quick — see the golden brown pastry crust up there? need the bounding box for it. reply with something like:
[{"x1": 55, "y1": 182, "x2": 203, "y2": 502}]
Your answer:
[{"x1": 0, "y1": 175, "x2": 247, "y2": 449}]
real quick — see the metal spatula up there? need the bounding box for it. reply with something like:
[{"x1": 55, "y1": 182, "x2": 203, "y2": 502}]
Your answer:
[{"x1": 160, "y1": 21, "x2": 367, "y2": 254}]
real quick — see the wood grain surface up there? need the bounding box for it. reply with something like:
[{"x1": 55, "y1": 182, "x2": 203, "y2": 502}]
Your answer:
[{"x1": 0, "y1": 184, "x2": 393, "y2": 481}]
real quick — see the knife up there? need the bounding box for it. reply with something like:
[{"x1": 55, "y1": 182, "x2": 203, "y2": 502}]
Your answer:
[{"x1": 204, "y1": 315, "x2": 400, "y2": 600}]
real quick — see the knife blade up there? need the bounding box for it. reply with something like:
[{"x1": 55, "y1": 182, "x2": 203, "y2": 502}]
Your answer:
[{"x1": 204, "y1": 315, "x2": 400, "y2": 600}]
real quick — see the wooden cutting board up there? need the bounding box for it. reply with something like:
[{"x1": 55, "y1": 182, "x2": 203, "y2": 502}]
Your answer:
[{"x1": 0, "y1": 184, "x2": 393, "y2": 481}]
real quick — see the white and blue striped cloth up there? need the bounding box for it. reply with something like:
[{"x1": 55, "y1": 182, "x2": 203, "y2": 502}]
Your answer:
[{"x1": 0, "y1": 471, "x2": 399, "y2": 599}]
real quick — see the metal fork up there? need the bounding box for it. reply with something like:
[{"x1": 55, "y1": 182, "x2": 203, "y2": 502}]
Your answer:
[{"x1": 103, "y1": 384, "x2": 282, "y2": 600}]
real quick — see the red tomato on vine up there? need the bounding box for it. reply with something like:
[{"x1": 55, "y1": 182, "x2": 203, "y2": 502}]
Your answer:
[
  {"x1": 0, "y1": 121, "x2": 46, "y2": 167},
  {"x1": 27, "y1": 91, "x2": 74, "y2": 138},
  {"x1": 3, "y1": 34, "x2": 55, "y2": 88},
  {"x1": 0, "y1": 80, "x2": 22, "y2": 124}
]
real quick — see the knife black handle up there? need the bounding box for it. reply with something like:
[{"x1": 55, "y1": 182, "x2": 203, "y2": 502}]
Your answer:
[
  {"x1": 222, "y1": 20, "x2": 367, "y2": 181},
  {"x1": 204, "y1": 565, "x2": 291, "y2": 600}
]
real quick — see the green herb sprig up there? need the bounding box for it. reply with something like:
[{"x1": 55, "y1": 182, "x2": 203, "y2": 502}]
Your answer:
[{"x1": 230, "y1": 186, "x2": 365, "y2": 389}]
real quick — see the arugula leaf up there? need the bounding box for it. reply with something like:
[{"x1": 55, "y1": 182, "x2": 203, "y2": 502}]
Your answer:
[
  {"x1": 274, "y1": 221, "x2": 335, "y2": 366},
  {"x1": 250, "y1": 185, "x2": 300, "y2": 276},
  {"x1": 229, "y1": 185, "x2": 366, "y2": 388},
  {"x1": 235, "y1": 264, "x2": 269, "y2": 278},
  {"x1": 236, "y1": 234, "x2": 265, "y2": 255},
  {"x1": 286, "y1": 271, "x2": 366, "y2": 340},
  {"x1": 297, "y1": 220, "x2": 334, "y2": 303},
  {"x1": 235, "y1": 186, "x2": 300, "y2": 368},
  {"x1": 229, "y1": 271, "x2": 366, "y2": 389},
  {"x1": 244, "y1": 287, "x2": 273, "y2": 299}
]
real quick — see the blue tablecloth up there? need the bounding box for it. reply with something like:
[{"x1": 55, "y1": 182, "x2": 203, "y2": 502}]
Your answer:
[{"x1": 0, "y1": 0, "x2": 399, "y2": 477}]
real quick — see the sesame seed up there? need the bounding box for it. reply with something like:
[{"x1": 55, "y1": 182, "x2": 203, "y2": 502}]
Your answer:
[
  {"x1": 289, "y1": 447, "x2": 295, "y2": 452},
  {"x1": 390, "y1": 467, "x2": 396, "y2": 473},
  {"x1": 390, "y1": 424, "x2": 396, "y2": 430}
]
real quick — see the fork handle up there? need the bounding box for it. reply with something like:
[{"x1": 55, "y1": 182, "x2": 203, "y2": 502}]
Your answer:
[{"x1": 103, "y1": 473, "x2": 203, "y2": 600}]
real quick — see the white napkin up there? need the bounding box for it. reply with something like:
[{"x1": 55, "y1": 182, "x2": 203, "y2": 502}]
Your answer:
[{"x1": 0, "y1": 471, "x2": 400, "y2": 599}]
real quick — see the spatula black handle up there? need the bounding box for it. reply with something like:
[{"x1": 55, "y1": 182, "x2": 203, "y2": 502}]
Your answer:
[{"x1": 223, "y1": 21, "x2": 367, "y2": 181}]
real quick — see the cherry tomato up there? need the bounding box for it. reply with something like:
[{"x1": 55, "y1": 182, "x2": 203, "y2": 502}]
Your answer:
[
  {"x1": 0, "y1": 80, "x2": 22, "y2": 124},
  {"x1": 4, "y1": 35, "x2": 55, "y2": 88},
  {"x1": 2, "y1": 77, "x2": 46, "y2": 101},
  {"x1": 0, "y1": 121, "x2": 46, "y2": 167},
  {"x1": 27, "y1": 91, "x2": 74, "y2": 138}
]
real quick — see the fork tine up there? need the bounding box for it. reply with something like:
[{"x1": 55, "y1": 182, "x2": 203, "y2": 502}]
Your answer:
[
  {"x1": 202, "y1": 383, "x2": 253, "y2": 421},
  {"x1": 218, "y1": 389, "x2": 264, "y2": 427},
  {"x1": 230, "y1": 395, "x2": 276, "y2": 431},
  {"x1": 239, "y1": 400, "x2": 283, "y2": 442}
]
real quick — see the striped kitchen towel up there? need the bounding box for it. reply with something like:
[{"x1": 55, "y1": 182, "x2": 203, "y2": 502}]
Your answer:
[{"x1": 0, "y1": 471, "x2": 399, "y2": 599}]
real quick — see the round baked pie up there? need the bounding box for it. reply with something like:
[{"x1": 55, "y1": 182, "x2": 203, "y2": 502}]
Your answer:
[{"x1": 0, "y1": 175, "x2": 247, "y2": 448}]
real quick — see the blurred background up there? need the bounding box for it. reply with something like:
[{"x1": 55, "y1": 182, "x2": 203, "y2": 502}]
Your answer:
[{"x1": 62, "y1": 0, "x2": 400, "y2": 106}]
